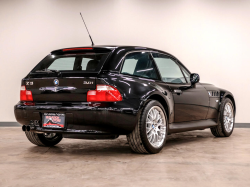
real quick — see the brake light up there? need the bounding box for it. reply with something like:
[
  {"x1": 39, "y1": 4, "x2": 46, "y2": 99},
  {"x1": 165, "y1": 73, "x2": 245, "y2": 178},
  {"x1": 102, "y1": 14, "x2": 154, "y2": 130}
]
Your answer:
[
  {"x1": 87, "y1": 85, "x2": 122, "y2": 102},
  {"x1": 20, "y1": 86, "x2": 33, "y2": 101},
  {"x1": 62, "y1": 47, "x2": 93, "y2": 52}
]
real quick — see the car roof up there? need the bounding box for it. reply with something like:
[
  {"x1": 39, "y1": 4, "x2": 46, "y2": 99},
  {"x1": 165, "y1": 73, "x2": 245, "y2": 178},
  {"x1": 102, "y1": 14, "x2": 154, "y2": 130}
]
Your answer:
[
  {"x1": 51, "y1": 45, "x2": 169, "y2": 55},
  {"x1": 50, "y1": 45, "x2": 184, "y2": 73}
]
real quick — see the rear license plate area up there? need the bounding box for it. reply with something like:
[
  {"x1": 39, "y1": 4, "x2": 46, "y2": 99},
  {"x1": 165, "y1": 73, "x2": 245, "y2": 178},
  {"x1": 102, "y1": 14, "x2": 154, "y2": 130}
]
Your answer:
[{"x1": 42, "y1": 113, "x2": 65, "y2": 129}]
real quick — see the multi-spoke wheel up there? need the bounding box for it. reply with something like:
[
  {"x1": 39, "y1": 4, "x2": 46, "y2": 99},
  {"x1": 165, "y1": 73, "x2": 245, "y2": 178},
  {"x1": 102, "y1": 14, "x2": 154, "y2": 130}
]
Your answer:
[
  {"x1": 146, "y1": 106, "x2": 166, "y2": 148},
  {"x1": 223, "y1": 103, "x2": 234, "y2": 133},
  {"x1": 25, "y1": 131, "x2": 63, "y2": 146},
  {"x1": 127, "y1": 100, "x2": 168, "y2": 154},
  {"x1": 211, "y1": 98, "x2": 235, "y2": 137}
]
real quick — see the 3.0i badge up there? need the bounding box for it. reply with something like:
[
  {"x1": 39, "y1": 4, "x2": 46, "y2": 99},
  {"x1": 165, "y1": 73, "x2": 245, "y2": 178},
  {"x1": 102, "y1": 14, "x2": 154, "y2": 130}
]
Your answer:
[
  {"x1": 54, "y1": 79, "x2": 59, "y2": 86},
  {"x1": 83, "y1": 81, "x2": 93, "y2": 84}
]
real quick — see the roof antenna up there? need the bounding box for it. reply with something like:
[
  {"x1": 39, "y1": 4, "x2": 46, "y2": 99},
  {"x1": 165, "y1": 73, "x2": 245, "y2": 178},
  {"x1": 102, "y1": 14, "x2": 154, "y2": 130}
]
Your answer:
[{"x1": 80, "y1": 12, "x2": 94, "y2": 46}]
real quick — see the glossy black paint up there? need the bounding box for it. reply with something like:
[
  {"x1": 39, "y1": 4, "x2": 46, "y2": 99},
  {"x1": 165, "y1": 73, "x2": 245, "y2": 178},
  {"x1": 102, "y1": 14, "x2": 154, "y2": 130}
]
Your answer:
[{"x1": 14, "y1": 45, "x2": 236, "y2": 137}]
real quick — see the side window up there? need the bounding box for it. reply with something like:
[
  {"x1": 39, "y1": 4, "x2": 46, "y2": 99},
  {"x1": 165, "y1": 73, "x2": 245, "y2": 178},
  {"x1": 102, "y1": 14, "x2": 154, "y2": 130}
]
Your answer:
[
  {"x1": 152, "y1": 53, "x2": 186, "y2": 84},
  {"x1": 180, "y1": 67, "x2": 191, "y2": 83},
  {"x1": 121, "y1": 52, "x2": 159, "y2": 80},
  {"x1": 48, "y1": 57, "x2": 75, "y2": 70}
]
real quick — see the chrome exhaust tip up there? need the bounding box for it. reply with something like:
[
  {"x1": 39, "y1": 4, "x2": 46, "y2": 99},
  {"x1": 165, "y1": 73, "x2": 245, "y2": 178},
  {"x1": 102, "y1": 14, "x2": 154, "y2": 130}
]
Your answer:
[{"x1": 22, "y1": 125, "x2": 26, "y2": 131}]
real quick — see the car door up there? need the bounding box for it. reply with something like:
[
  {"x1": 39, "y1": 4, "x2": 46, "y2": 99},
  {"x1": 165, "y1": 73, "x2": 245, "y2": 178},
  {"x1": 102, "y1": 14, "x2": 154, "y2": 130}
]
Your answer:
[{"x1": 151, "y1": 53, "x2": 209, "y2": 123}]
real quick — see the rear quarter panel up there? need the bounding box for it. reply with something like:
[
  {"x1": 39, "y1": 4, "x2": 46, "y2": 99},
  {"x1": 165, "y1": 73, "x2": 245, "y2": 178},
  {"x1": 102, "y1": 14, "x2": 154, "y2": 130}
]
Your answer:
[{"x1": 97, "y1": 72, "x2": 174, "y2": 124}]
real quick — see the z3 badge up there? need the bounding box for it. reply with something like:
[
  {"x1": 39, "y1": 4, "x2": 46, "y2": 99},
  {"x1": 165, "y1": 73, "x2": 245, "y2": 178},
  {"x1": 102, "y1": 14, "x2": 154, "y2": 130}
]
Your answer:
[{"x1": 26, "y1": 81, "x2": 33, "y2": 85}]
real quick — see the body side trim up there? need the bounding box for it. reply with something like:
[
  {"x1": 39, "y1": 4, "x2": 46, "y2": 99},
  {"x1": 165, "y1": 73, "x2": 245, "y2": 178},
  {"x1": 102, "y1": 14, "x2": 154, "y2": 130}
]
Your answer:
[{"x1": 169, "y1": 119, "x2": 217, "y2": 134}]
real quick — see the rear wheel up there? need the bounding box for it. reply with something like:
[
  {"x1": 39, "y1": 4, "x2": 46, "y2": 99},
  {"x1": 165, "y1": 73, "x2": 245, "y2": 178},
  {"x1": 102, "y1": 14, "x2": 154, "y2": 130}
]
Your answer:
[
  {"x1": 210, "y1": 98, "x2": 235, "y2": 137},
  {"x1": 127, "y1": 100, "x2": 168, "y2": 154},
  {"x1": 25, "y1": 131, "x2": 63, "y2": 146}
]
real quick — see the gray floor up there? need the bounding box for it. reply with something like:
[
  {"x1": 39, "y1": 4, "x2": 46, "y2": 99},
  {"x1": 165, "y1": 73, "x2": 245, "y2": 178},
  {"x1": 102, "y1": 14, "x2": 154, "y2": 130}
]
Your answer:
[{"x1": 0, "y1": 128, "x2": 250, "y2": 186}]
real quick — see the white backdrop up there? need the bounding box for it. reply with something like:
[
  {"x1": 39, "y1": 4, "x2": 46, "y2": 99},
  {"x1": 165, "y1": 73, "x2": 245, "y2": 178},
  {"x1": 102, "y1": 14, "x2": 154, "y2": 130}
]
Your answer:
[{"x1": 1, "y1": 0, "x2": 249, "y2": 122}]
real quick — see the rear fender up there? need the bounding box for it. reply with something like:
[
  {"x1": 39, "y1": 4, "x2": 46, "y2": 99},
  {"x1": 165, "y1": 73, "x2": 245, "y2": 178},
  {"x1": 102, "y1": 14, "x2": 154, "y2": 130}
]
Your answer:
[{"x1": 138, "y1": 91, "x2": 174, "y2": 124}]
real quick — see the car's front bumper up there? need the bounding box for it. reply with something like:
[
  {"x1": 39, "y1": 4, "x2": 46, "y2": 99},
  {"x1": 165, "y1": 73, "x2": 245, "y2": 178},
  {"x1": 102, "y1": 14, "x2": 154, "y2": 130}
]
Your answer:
[{"x1": 14, "y1": 102, "x2": 139, "y2": 135}]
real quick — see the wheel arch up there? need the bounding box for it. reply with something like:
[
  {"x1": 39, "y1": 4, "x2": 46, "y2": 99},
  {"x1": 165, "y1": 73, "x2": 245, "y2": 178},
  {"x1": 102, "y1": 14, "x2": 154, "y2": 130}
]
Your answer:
[
  {"x1": 146, "y1": 94, "x2": 170, "y2": 122},
  {"x1": 224, "y1": 94, "x2": 236, "y2": 115}
]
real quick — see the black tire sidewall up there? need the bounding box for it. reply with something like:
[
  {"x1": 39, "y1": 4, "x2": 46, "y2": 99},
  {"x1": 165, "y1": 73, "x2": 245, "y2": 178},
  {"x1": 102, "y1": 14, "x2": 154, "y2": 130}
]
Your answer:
[
  {"x1": 220, "y1": 98, "x2": 235, "y2": 137},
  {"x1": 38, "y1": 133, "x2": 63, "y2": 146},
  {"x1": 140, "y1": 100, "x2": 168, "y2": 154}
]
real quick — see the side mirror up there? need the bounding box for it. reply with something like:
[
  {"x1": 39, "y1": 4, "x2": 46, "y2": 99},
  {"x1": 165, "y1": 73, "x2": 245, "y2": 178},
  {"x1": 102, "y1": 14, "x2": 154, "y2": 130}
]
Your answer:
[{"x1": 190, "y1": 73, "x2": 200, "y2": 85}]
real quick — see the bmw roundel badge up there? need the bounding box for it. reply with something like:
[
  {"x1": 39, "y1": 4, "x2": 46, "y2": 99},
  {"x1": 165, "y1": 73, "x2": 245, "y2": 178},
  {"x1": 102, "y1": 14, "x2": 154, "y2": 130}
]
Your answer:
[{"x1": 54, "y1": 79, "x2": 59, "y2": 86}]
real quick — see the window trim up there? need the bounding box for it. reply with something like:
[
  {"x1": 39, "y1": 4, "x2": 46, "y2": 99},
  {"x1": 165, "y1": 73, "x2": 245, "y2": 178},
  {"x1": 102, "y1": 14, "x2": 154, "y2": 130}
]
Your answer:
[
  {"x1": 179, "y1": 65, "x2": 191, "y2": 84},
  {"x1": 119, "y1": 50, "x2": 161, "y2": 81},
  {"x1": 174, "y1": 61, "x2": 192, "y2": 84}
]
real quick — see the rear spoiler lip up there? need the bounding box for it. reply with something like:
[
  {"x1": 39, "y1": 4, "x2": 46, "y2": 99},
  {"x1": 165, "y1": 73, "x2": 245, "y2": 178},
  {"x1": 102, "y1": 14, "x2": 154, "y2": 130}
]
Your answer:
[{"x1": 27, "y1": 71, "x2": 100, "y2": 78}]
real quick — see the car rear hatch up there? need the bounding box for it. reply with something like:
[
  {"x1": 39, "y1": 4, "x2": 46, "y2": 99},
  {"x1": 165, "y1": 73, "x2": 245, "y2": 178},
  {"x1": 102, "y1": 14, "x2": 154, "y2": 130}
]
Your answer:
[{"x1": 24, "y1": 47, "x2": 113, "y2": 102}]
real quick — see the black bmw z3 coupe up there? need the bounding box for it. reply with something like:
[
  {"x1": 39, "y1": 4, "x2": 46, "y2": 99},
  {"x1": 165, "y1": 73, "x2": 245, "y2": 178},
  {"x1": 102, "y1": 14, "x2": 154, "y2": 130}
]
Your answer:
[{"x1": 14, "y1": 46, "x2": 236, "y2": 154}]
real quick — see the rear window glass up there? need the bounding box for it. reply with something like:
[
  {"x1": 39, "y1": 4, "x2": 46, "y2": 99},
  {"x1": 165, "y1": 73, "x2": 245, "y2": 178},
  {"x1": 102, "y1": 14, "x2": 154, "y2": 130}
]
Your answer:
[
  {"x1": 48, "y1": 57, "x2": 75, "y2": 70},
  {"x1": 32, "y1": 52, "x2": 110, "y2": 72}
]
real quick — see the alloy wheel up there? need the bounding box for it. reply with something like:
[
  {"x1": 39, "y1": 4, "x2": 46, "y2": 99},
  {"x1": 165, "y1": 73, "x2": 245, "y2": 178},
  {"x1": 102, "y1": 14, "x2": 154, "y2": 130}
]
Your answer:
[
  {"x1": 223, "y1": 102, "x2": 234, "y2": 132},
  {"x1": 146, "y1": 106, "x2": 166, "y2": 148}
]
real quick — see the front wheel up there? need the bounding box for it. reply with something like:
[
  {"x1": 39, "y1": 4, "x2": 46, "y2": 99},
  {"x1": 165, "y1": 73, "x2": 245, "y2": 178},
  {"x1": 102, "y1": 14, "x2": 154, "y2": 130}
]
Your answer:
[
  {"x1": 25, "y1": 131, "x2": 63, "y2": 146},
  {"x1": 210, "y1": 98, "x2": 235, "y2": 137},
  {"x1": 127, "y1": 100, "x2": 168, "y2": 154}
]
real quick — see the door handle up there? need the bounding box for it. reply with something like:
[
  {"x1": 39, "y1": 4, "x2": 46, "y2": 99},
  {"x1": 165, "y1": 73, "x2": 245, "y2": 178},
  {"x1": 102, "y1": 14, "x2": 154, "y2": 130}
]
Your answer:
[{"x1": 174, "y1": 89, "x2": 182, "y2": 95}]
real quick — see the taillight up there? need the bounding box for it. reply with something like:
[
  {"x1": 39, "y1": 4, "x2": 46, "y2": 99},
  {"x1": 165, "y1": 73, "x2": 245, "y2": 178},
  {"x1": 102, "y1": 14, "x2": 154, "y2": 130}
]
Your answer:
[
  {"x1": 87, "y1": 85, "x2": 122, "y2": 102},
  {"x1": 20, "y1": 86, "x2": 33, "y2": 101}
]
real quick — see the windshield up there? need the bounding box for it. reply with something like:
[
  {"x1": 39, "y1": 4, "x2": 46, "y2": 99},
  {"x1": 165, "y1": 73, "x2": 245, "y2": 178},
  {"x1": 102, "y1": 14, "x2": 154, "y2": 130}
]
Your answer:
[{"x1": 31, "y1": 52, "x2": 110, "y2": 73}]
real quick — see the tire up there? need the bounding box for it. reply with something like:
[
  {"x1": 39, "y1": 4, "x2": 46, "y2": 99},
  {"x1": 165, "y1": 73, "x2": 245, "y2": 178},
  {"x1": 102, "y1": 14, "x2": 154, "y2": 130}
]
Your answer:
[
  {"x1": 210, "y1": 98, "x2": 235, "y2": 137},
  {"x1": 25, "y1": 131, "x2": 63, "y2": 146},
  {"x1": 127, "y1": 100, "x2": 168, "y2": 154}
]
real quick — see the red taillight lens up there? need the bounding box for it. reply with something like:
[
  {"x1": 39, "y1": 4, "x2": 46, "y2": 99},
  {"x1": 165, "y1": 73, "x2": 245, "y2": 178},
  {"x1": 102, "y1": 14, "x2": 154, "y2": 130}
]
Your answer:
[
  {"x1": 87, "y1": 85, "x2": 122, "y2": 102},
  {"x1": 20, "y1": 86, "x2": 33, "y2": 101}
]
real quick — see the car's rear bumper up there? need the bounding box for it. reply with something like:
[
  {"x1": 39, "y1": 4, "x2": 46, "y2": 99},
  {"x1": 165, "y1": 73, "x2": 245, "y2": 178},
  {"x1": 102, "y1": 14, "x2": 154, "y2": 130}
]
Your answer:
[{"x1": 14, "y1": 102, "x2": 139, "y2": 135}]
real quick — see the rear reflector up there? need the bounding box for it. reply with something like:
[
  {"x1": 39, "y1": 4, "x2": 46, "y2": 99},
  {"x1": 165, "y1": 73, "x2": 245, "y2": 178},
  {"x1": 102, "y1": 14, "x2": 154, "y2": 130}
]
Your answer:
[
  {"x1": 23, "y1": 102, "x2": 35, "y2": 106},
  {"x1": 87, "y1": 85, "x2": 122, "y2": 102},
  {"x1": 62, "y1": 47, "x2": 93, "y2": 52},
  {"x1": 20, "y1": 86, "x2": 33, "y2": 101}
]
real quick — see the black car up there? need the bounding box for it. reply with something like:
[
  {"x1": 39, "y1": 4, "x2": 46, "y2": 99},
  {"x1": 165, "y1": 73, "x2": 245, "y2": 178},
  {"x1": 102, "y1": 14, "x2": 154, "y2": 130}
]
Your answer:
[{"x1": 14, "y1": 46, "x2": 236, "y2": 154}]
